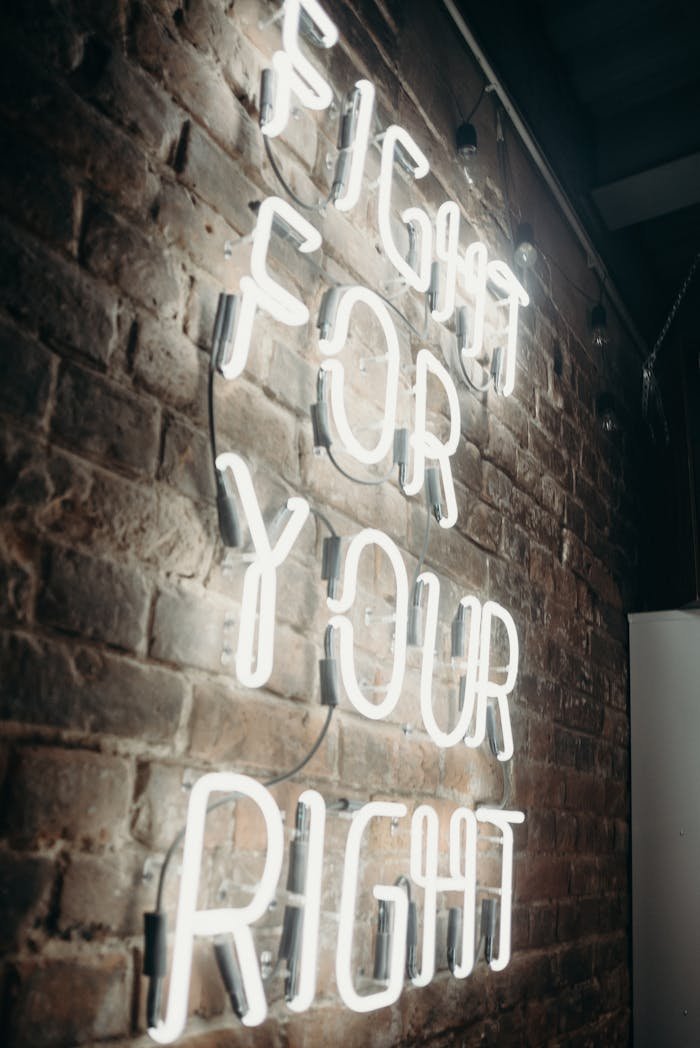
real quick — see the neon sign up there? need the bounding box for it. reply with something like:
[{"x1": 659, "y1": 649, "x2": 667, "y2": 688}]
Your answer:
[{"x1": 147, "y1": 0, "x2": 529, "y2": 1039}]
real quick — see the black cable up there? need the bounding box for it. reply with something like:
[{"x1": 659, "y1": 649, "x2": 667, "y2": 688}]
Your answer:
[
  {"x1": 264, "y1": 135, "x2": 335, "y2": 212},
  {"x1": 309, "y1": 505, "x2": 337, "y2": 537},
  {"x1": 455, "y1": 346, "x2": 491, "y2": 393},
  {"x1": 369, "y1": 286, "x2": 426, "y2": 341},
  {"x1": 208, "y1": 352, "x2": 218, "y2": 469},
  {"x1": 327, "y1": 446, "x2": 395, "y2": 486},
  {"x1": 154, "y1": 706, "x2": 335, "y2": 911},
  {"x1": 540, "y1": 248, "x2": 597, "y2": 306},
  {"x1": 464, "y1": 82, "x2": 487, "y2": 124}
]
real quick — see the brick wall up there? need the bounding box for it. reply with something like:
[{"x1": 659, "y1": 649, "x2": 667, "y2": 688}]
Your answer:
[{"x1": 0, "y1": 0, "x2": 639, "y2": 1044}]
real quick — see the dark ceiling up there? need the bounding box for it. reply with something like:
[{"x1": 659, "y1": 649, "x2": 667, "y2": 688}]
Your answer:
[{"x1": 454, "y1": 0, "x2": 700, "y2": 343}]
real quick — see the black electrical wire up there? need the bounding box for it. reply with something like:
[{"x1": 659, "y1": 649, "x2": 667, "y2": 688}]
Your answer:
[
  {"x1": 208, "y1": 350, "x2": 219, "y2": 469},
  {"x1": 455, "y1": 346, "x2": 491, "y2": 393},
  {"x1": 154, "y1": 706, "x2": 335, "y2": 910},
  {"x1": 309, "y1": 505, "x2": 337, "y2": 537},
  {"x1": 327, "y1": 446, "x2": 395, "y2": 486},
  {"x1": 264, "y1": 135, "x2": 335, "y2": 213},
  {"x1": 464, "y1": 82, "x2": 487, "y2": 124},
  {"x1": 540, "y1": 247, "x2": 598, "y2": 306}
]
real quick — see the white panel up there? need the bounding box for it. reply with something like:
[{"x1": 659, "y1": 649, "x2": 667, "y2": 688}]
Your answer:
[{"x1": 629, "y1": 609, "x2": 700, "y2": 1047}]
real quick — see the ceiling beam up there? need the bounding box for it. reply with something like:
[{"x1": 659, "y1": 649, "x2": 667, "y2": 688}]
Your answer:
[{"x1": 593, "y1": 151, "x2": 700, "y2": 230}]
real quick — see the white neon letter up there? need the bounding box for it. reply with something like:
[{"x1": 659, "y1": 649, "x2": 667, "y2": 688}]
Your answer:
[
  {"x1": 221, "y1": 197, "x2": 321, "y2": 381},
  {"x1": 486, "y1": 259, "x2": 529, "y2": 396},
  {"x1": 403, "y1": 349, "x2": 461, "y2": 529},
  {"x1": 378, "y1": 125, "x2": 432, "y2": 291},
  {"x1": 418, "y1": 580, "x2": 482, "y2": 747},
  {"x1": 462, "y1": 600, "x2": 518, "y2": 761},
  {"x1": 476, "y1": 808, "x2": 525, "y2": 971},
  {"x1": 409, "y1": 805, "x2": 439, "y2": 987},
  {"x1": 334, "y1": 80, "x2": 375, "y2": 213},
  {"x1": 328, "y1": 529, "x2": 408, "y2": 720},
  {"x1": 319, "y1": 286, "x2": 400, "y2": 465},
  {"x1": 432, "y1": 201, "x2": 461, "y2": 323},
  {"x1": 460, "y1": 241, "x2": 488, "y2": 359},
  {"x1": 410, "y1": 805, "x2": 477, "y2": 981},
  {"x1": 262, "y1": 0, "x2": 338, "y2": 139},
  {"x1": 215, "y1": 453, "x2": 309, "y2": 688},
  {"x1": 287, "y1": 789, "x2": 326, "y2": 1013},
  {"x1": 148, "y1": 773, "x2": 284, "y2": 1042},
  {"x1": 336, "y1": 802, "x2": 408, "y2": 1012}
]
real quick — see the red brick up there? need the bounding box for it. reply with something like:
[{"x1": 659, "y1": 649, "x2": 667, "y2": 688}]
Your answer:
[{"x1": 514, "y1": 853, "x2": 570, "y2": 902}]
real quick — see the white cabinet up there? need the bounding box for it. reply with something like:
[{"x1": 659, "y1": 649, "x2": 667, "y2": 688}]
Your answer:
[{"x1": 629, "y1": 610, "x2": 700, "y2": 1047}]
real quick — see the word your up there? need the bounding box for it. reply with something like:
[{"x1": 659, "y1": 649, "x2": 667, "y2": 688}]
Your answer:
[
  {"x1": 217, "y1": 453, "x2": 518, "y2": 756},
  {"x1": 149, "y1": 775, "x2": 524, "y2": 1042}
]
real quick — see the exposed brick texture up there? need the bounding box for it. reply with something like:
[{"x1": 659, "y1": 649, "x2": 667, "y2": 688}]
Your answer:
[{"x1": 0, "y1": 0, "x2": 640, "y2": 1044}]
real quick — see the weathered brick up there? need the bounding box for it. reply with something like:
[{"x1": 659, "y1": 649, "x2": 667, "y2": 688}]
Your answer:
[
  {"x1": 5, "y1": 954, "x2": 129, "y2": 1046},
  {"x1": 132, "y1": 313, "x2": 209, "y2": 423},
  {"x1": 0, "y1": 123, "x2": 76, "y2": 251},
  {"x1": 37, "y1": 543, "x2": 151, "y2": 650},
  {"x1": 58, "y1": 847, "x2": 151, "y2": 937},
  {"x1": 0, "y1": 533, "x2": 35, "y2": 624},
  {"x1": 0, "y1": 631, "x2": 185, "y2": 743},
  {"x1": 0, "y1": 850, "x2": 55, "y2": 952},
  {"x1": 0, "y1": 221, "x2": 118, "y2": 365},
  {"x1": 0, "y1": 44, "x2": 155, "y2": 215},
  {"x1": 28, "y1": 445, "x2": 212, "y2": 579},
  {"x1": 188, "y1": 682, "x2": 336, "y2": 780},
  {"x1": 160, "y1": 412, "x2": 215, "y2": 501},
  {"x1": 2, "y1": 746, "x2": 131, "y2": 847},
  {"x1": 131, "y1": 760, "x2": 234, "y2": 853},
  {"x1": 81, "y1": 204, "x2": 183, "y2": 319},
  {"x1": 339, "y1": 719, "x2": 439, "y2": 796},
  {"x1": 53, "y1": 360, "x2": 160, "y2": 477},
  {"x1": 0, "y1": 318, "x2": 56, "y2": 427},
  {"x1": 149, "y1": 584, "x2": 233, "y2": 674}
]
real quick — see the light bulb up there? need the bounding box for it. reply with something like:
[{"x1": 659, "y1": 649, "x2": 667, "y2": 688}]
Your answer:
[
  {"x1": 513, "y1": 222, "x2": 537, "y2": 269},
  {"x1": 591, "y1": 302, "x2": 609, "y2": 349}
]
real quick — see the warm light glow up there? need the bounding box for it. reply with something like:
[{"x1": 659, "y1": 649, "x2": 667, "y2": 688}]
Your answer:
[
  {"x1": 418, "y1": 581, "x2": 482, "y2": 747},
  {"x1": 262, "y1": 0, "x2": 339, "y2": 139},
  {"x1": 378, "y1": 125, "x2": 432, "y2": 291},
  {"x1": 215, "y1": 453, "x2": 309, "y2": 688},
  {"x1": 336, "y1": 802, "x2": 409, "y2": 1012},
  {"x1": 148, "y1": 774, "x2": 284, "y2": 1042},
  {"x1": 476, "y1": 808, "x2": 525, "y2": 971},
  {"x1": 485, "y1": 259, "x2": 529, "y2": 397},
  {"x1": 431, "y1": 201, "x2": 461, "y2": 323},
  {"x1": 403, "y1": 349, "x2": 461, "y2": 528},
  {"x1": 220, "y1": 197, "x2": 321, "y2": 381},
  {"x1": 318, "y1": 285, "x2": 400, "y2": 464},
  {"x1": 334, "y1": 80, "x2": 375, "y2": 213},
  {"x1": 328, "y1": 529, "x2": 408, "y2": 719},
  {"x1": 287, "y1": 789, "x2": 327, "y2": 1013}
]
